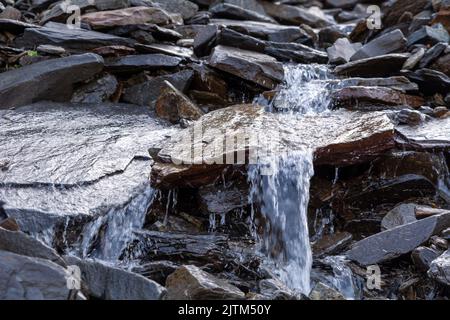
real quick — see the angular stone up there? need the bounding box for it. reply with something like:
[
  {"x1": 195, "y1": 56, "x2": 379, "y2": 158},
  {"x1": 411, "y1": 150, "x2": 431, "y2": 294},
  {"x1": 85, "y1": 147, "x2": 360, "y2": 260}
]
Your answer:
[
  {"x1": 151, "y1": 0, "x2": 198, "y2": 20},
  {"x1": 397, "y1": 109, "x2": 426, "y2": 125},
  {"x1": 327, "y1": 38, "x2": 362, "y2": 64},
  {"x1": 92, "y1": 45, "x2": 136, "y2": 57},
  {"x1": 332, "y1": 86, "x2": 425, "y2": 110},
  {"x1": 40, "y1": 0, "x2": 94, "y2": 25},
  {"x1": 407, "y1": 24, "x2": 450, "y2": 46},
  {"x1": 135, "y1": 43, "x2": 193, "y2": 59},
  {"x1": 123, "y1": 69, "x2": 193, "y2": 108},
  {"x1": 396, "y1": 116, "x2": 450, "y2": 150},
  {"x1": 0, "y1": 53, "x2": 103, "y2": 109},
  {"x1": 210, "y1": 3, "x2": 275, "y2": 23},
  {"x1": 81, "y1": 7, "x2": 171, "y2": 30},
  {"x1": 263, "y1": 2, "x2": 333, "y2": 28},
  {"x1": 14, "y1": 23, "x2": 135, "y2": 52},
  {"x1": 95, "y1": 0, "x2": 130, "y2": 11},
  {"x1": 418, "y1": 42, "x2": 448, "y2": 68},
  {"x1": 0, "y1": 18, "x2": 39, "y2": 33},
  {"x1": 334, "y1": 53, "x2": 410, "y2": 77},
  {"x1": 65, "y1": 255, "x2": 166, "y2": 299},
  {"x1": 350, "y1": 29, "x2": 407, "y2": 62},
  {"x1": 165, "y1": 265, "x2": 245, "y2": 300},
  {"x1": 412, "y1": 246, "x2": 441, "y2": 272},
  {"x1": 381, "y1": 203, "x2": 418, "y2": 230},
  {"x1": 309, "y1": 282, "x2": 345, "y2": 300},
  {"x1": 383, "y1": 0, "x2": 430, "y2": 27},
  {"x1": 338, "y1": 76, "x2": 419, "y2": 93},
  {"x1": 312, "y1": 232, "x2": 353, "y2": 257},
  {"x1": 105, "y1": 54, "x2": 181, "y2": 72},
  {"x1": 155, "y1": 81, "x2": 204, "y2": 123},
  {"x1": 71, "y1": 74, "x2": 118, "y2": 104},
  {"x1": 36, "y1": 44, "x2": 66, "y2": 56},
  {"x1": 402, "y1": 47, "x2": 426, "y2": 70},
  {"x1": 0, "y1": 250, "x2": 71, "y2": 300},
  {"x1": 0, "y1": 227, "x2": 65, "y2": 266},
  {"x1": 428, "y1": 249, "x2": 450, "y2": 286},
  {"x1": 208, "y1": 45, "x2": 284, "y2": 89},
  {"x1": 346, "y1": 212, "x2": 450, "y2": 266},
  {"x1": 406, "y1": 68, "x2": 450, "y2": 94},
  {"x1": 152, "y1": 105, "x2": 395, "y2": 188},
  {"x1": 193, "y1": 25, "x2": 218, "y2": 57},
  {"x1": 431, "y1": 52, "x2": 450, "y2": 76}
]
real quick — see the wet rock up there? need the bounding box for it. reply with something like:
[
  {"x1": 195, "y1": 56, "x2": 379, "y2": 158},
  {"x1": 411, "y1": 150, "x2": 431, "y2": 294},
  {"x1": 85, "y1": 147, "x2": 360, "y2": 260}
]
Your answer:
[
  {"x1": 14, "y1": 23, "x2": 135, "y2": 52},
  {"x1": 339, "y1": 76, "x2": 419, "y2": 93},
  {"x1": 381, "y1": 203, "x2": 418, "y2": 230},
  {"x1": 71, "y1": 74, "x2": 118, "y2": 104},
  {"x1": 210, "y1": 3, "x2": 275, "y2": 23},
  {"x1": 327, "y1": 38, "x2": 362, "y2": 65},
  {"x1": 193, "y1": 25, "x2": 218, "y2": 57},
  {"x1": 40, "y1": 0, "x2": 95, "y2": 25},
  {"x1": 105, "y1": 54, "x2": 181, "y2": 73},
  {"x1": 431, "y1": 236, "x2": 449, "y2": 250},
  {"x1": 334, "y1": 54, "x2": 410, "y2": 77},
  {"x1": 155, "y1": 80, "x2": 204, "y2": 123},
  {"x1": 123, "y1": 69, "x2": 193, "y2": 108},
  {"x1": 428, "y1": 249, "x2": 450, "y2": 286},
  {"x1": 309, "y1": 282, "x2": 345, "y2": 300},
  {"x1": 0, "y1": 218, "x2": 19, "y2": 232},
  {"x1": 151, "y1": 0, "x2": 198, "y2": 20},
  {"x1": 65, "y1": 255, "x2": 166, "y2": 300},
  {"x1": 210, "y1": 19, "x2": 311, "y2": 43},
  {"x1": 81, "y1": 7, "x2": 171, "y2": 30},
  {"x1": 218, "y1": 28, "x2": 327, "y2": 64},
  {"x1": 208, "y1": 45, "x2": 284, "y2": 89},
  {"x1": 152, "y1": 105, "x2": 395, "y2": 188},
  {"x1": 431, "y1": 52, "x2": 450, "y2": 76},
  {"x1": 95, "y1": 0, "x2": 130, "y2": 11},
  {"x1": 165, "y1": 265, "x2": 245, "y2": 300},
  {"x1": 406, "y1": 68, "x2": 450, "y2": 95},
  {"x1": 383, "y1": 0, "x2": 431, "y2": 28},
  {"x1": 332, "y1": 86, "x2": 424, "y2": 110},
  {"x1": 263, "y1": 2, "x2": 333, "y2": 28},
  {"x1": 0, "y1": 53, "x2": 104, "y2": 109},
  {"x1": 0, "y1": 18, "x2": 39, "y2": 33},
  {"x1": 412, "y1": 246, "x2": 441, "y2": 272},
  {"x1": 36, "y1": 44, "x2": 66, "y2": 56},
  {"x1": 198, "y1": 182, "x2": 248, "y2": 215},
  {"x1": 402, "y1": 47, "x2": 426, "y2": 70},
  {"x1": 407, "y1": 24, "x2": 450, "y2": 46},
  {"x1": 0, "y1": 6, "x2": 20, "y2": 20},
  {"x1": 258, "y1": 278, "x2": 298, "y2": 300},
  {"x1": 418, "y1": 42, "x2": 448, "y2": 69},
  {"x1": 346, "y1": 212, "x2": 450, "y2": 266},
  {"x1": 433, "y1": 106, "x2": 449, "y2": 118},
  {"x1": 92, "y1": 45, "x2": 136, "y2": 57},
  {"x1": 397, "y1": 109, "x2": 426, "y2": 125},
  {"x1": 350, "y1": 30, "x2": 407, "y2": 62},
  {"x1": 135, "y1": 43, "x2": 193, "y2": 59},
  {"x1": 312, "y1": 232, "x2": 353, "y2": 257},
  {"x1": 0, "y1": 227, "x2": 65, "y2": 267},
  {"x1": 442, "y1": 228, "x2": 450, "y2": 240},
  {"x1": 0, "y1": 250, "x2": 71, "y2": 300},
  {"x1": 132, "y1": 261, "x2": 178, "y2": 286}
]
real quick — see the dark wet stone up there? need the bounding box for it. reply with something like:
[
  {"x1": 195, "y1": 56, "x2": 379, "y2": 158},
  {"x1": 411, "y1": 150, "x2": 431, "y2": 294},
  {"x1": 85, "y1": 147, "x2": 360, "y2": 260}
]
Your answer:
[
  {"x1": 263, "y1": 2, "x2": 333, "y2": 28},
  {"x1": 407, "y1": 24, "x2": 450, "y2": 47},
  {"x1": 95, "y1": 0, "x2": 130, "y2": 11},
  {"x1": 397, "y1": 109, "x2": 426, "y2": 125},
  {"x1": 312, "y1": 232, "x2": 353, "y2": 257},
  {"x1": 208, "y1": 45, "x2": 284, "y2": 89},
  {"x1": 210, "y1": 3, "x2": 275, "y2": 23},
  {"x1": 71, "y1": 74, "x2": 118, "y2": 104},
  {"x1": 14, "y1": 23, "x2": 135, "y2": 52},
  {"x1": 0, "y1": 53, "x2": 104, "y2": 109},
  {"x1": 418, "y1": 42, "x2": 448, "y2": 69},
  {"x1": 406, "y1": 68, "x2": 450, "y2": 95},
  {"x1": 0, "y1": 18, "x2": 39, "y2": 33},
  {"x1": 350, "y1": 29, "x2": 407, "y2": 62},
  {"x1": 428, "y1": 249, "x2": 450, "y2": 286},
  {"x1": 338, "y1": 76, "x2": 418, "y2": 93},
  {"x1": 402, "y1": 47, "x2": 426, "y2": 70},
  {"x1": 381, "y1": 203, "x2": 418, "y2": 230},
  {"x1": 309, "y1": 282, "x2": 345, "y2": 300},
  {"x1": 0, "y1": 250, "x2": 71, "y2": 300},
  {"x1": 334, "y1": 54, "x2": 410, "y2": 77},
  {"x1": 155, "y1": 80, "x2": 204, "y2": 123},
  {"x1": 193, "y1": 25, "x2": 218, "y2": 57},
  {"x1": 132, "y1": 261, "x2": 178, "y2": 286},
  {"x1": 198, "y1": 182, "x2": 248, "y2": 215},
  {"x1": 151, "y1": 0, "x2": 198, "y2": 20},
  {"x1": 123, "y1": 69, "x2": 193, "y2": 108},
  {"x1": 412, "y1": 246, "x2": 441, "y2": 272},
  {"x1": 65, "y1": 255, "x2": 166, "y2": 300},
  {"x1": 346, "y1": 212, "x2": 450, "y2": 266},
  {"x1": 383, "y1": 0, "x2": 431, "y2": 27},
  {"x1": 135, "y1": 43, "x2": 193, "y2": 59},
  {"x1": 105, "y1": 54, "x2": 182, "y2": 72},
  {"x1": 36, "y1": 44, "x2": 66, "y2": 56},
  {"x1": 165, "y1": 265, "x2": 245, "y2": 300}
]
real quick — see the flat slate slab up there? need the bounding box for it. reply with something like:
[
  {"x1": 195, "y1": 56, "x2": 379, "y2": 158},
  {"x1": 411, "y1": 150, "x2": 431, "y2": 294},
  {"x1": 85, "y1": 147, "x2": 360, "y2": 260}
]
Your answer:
[{"x1": 396, "y1": 117, "x2": 450, "y2": 150}]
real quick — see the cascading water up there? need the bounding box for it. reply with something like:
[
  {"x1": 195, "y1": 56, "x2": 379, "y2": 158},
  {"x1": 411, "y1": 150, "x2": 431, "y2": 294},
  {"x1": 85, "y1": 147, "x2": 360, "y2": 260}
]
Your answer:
[{"x1": 249, "y1": 64, "x2": 334, "y2": 295}]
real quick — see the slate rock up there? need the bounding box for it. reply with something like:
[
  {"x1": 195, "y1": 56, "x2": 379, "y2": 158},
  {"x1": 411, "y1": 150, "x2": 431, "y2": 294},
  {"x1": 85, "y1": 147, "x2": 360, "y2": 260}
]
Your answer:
[
  {"x1": 327, "y1": 38, "x2": 362, "y2": 64},
  {"x1": 406, "y1": 68, "x2": 450, "y2": 94},
  {"x1": 105, "y1": 53, "x2": 181, "y2": 72},
  {"x1": 71, "y1": 74, "x2": 118, "y2": 104},
  {"x1": 412, "y1": 246, "x2": 441, "y2": 272},
  {"x1": 151, "y1": 0, "x2": 198, "y2": 20},
  {"x1": 407, "y1": 24, "x2": 450, "y2": 46},
  {"x1": 418, "y1": 42, "x2": 448, "y2": 68},
  {"x1": 0, "y1": 53, "x2": 104, "y2": 109},
  {"x1": 210, "y1": 3, "x2": 275, "y2": 23},
  {"x1": 402, "y1": 47, "x2": 426, "y2": 70},
  {"x1": 381, "y1": 203, "x2": 418, "y2": 230},
  {"x1": 428, "y1": 249, "x2": 450, "y2": 286},
  {"x1": 334, "y1": 53, "x2": 410, "y2": 77}
]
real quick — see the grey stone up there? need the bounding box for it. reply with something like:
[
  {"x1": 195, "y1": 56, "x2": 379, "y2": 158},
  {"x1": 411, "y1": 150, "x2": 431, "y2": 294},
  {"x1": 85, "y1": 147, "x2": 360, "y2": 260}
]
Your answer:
[
  {"x1": 402, "y1": 47, "x2": 426, "y2": 70},
  {"x1": 350, "y1": 29, "x2": 407, "y2": 62},
  {"x1": 0, "y1": 227, "x2": 65, "y2": 266},
  {"x1": 339, "y1": 76, "x2": 419, "y2": 93},
  {"x1": 193, "y1": 25, "x2": 218, "y2": 57},
  {"x1": 346, "y1": 212, "x2": 450, "y2": 266},
  {"x1": 263, "y1": 2, "x2": 333, "y2": 28},
  {"x1": 105, "y1": 54, "x2": 181, "y2": 72},
  {"x1": 95, "y1": 0, "x2": 129, "y2": 10},
  {"x1": 412, "y1": 246, "x2": 441, "y2": 272},
  {"x1": 0, "y1": 53, "x2": 104, "y2": 109},
  {"x1": 334, "y1": 53, "x2": 410, "y2": 77},
  {"x1": 327, "y1": 38, "x2": 362, "y2": 64},
  {"x1": 36, "y1": 44, "x2": 66, "y2": 55},
  {"x1": 71, "y1": 74, "x2": 118, "y2": 104},
  {"x1": 151, "y1": 0, "x2": 198, "y2": 20},
  {"x1": 428, "y1": 249, "x2": 450, "y2": 286},
  {"x1": 381, "y1": 203, "x2": 418, "y2": 230},
  {"x1": 406, "y1": 68, "x2": 450, "y2": 94},
  {"x1": 0, "y1": 250, "x2": 71, "y2": 300},
  {"x1": 208, "y1": 45, "x2": 284, "y2": 89},
  {"x1": 309, "y1": 282, "x2": 346, "y2": 300},
  {"x1": 0, "y1": 18, "x2": 39, "y2": 33},
  {"x1": 210, "y1": 3, "x2": 275, "y2": 23},
  {"x1": 14, "y1": 22, "x2": 135, "y2": 52},
  {"x1": 418, "y1": 42, "x2": 448, "y2": 69},
  {"x1": 165, "y1": 265, "x2": 245, "y2": 300},
  {"x1": 407, "y1": 24, "x2": 450, "y2": 47},
  {"x1": 64, "y1": 255, "x2": 166, "y2": 299},
  {"x1": 122, "y1": 69, "x2": 193, "y2": 107}
]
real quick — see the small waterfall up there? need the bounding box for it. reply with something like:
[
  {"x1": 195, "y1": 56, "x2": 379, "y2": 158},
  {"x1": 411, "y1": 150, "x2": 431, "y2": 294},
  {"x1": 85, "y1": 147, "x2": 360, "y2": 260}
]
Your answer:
[
  {"x1": 75, "y1": 185, "x2": 156, "y2": 263},
  {"x1": 249, "y1": 149, "x2": 314, "y2": 295}
]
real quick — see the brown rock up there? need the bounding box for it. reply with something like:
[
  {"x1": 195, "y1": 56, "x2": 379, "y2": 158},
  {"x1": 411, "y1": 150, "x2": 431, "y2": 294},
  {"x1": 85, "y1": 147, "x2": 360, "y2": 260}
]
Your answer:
[
  {"x1": 81, "y1": 7, "x2": 171, "y2": 30},
  {"x1": 155, "y1": 81, "x2": 204, "y2": 123}
]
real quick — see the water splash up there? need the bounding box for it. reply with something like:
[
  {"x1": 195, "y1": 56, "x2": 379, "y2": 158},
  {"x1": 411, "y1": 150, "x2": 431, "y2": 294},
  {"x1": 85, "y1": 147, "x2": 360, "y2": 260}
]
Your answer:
[
  {"x1": 248, "y1": 149, "x2": 314, "y2": 295},
  {"x1": 320, "y1": 255, "x2": 360, "y2": 300}
]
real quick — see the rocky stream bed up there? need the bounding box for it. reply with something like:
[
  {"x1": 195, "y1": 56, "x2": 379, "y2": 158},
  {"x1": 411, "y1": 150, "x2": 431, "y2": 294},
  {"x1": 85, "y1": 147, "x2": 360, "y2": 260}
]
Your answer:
[{"x1": 0, "y1": 0, "x2": 450, "y2": 300}]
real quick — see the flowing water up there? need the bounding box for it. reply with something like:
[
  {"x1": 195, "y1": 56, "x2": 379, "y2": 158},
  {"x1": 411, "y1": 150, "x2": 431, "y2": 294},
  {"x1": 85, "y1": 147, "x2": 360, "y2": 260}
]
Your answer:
[{"x1": 248, "y1": 64, "x2": 335, "y2": 295}]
